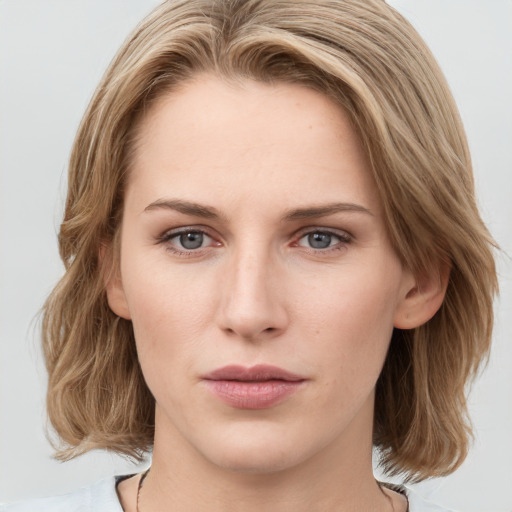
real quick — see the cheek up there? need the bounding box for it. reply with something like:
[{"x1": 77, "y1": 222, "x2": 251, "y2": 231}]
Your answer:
[
  {"x1": 291, "y1": 259, "x2": 402, "y2": 372},
  {"x1": 291, "y1": 265, "x2": 402, "y2": 426},
  {"x1": 121, "y1": 254, "x2": 218, "y2": 365}
]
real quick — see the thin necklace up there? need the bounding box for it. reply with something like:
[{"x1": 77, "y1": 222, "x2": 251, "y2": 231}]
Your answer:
[
  {"x1": 136, "y1": 467, "x2": 151, "y2": 512},
  {"x1": 136, "y1": 471, "x2": 401, "y2": 512},
  {"x1": 382, "y1": 487, "x2": 396, "y2": 512},
  {"x1": 379, "y1": 481, "x2": 409, "y2": 512}
]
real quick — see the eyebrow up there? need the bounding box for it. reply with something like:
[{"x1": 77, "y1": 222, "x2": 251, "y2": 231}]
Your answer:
[
  {"x1": 143, "y1": 198, "x2": 373, "y2": 221},
  {"x1": 281, "y1": 202, "x2": 373, "y2": 221},
  {"x1": 144, "y1": 199, "x2": 223, "y2": 219}
]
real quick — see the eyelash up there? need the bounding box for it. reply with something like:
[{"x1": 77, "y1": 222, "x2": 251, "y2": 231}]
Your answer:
[
  {"x1": 294, "y1": 229, "x2": 352, "y2": 253},
  {"x1": 156, "y1": 227, "x2": 353, "y2": 257}
]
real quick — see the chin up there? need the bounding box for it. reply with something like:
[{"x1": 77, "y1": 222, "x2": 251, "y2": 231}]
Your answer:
[
  {"x1": 198, "y1": 424, "x2": 320, "y2": 475},
  {"x1": 213, "y1": 447, "x2": 302, "y2": 475}
]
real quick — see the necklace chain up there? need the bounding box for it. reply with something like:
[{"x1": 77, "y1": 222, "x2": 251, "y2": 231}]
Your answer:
[
  {"x1": 135, "y1": 470, "x2": 402, "y2": 512},
  {"x1": 136, "y1": 467, "x2": 150, "y2": 512},
  {"x1": 380, "y1": 483, "x2": 397, "y2": 512}
]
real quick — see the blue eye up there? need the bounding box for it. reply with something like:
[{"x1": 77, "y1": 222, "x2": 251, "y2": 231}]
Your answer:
[
  {"x1": 162, "y1": 229, "x2": 214, "y2": 252},
  {"x1": 176, "y1": 231, "x2": 207, "y2": 249},
  {"x1": 297, "y1": 231, "x2": 350, "y2": 250},
  {"x1": 307, "y1": 232, "x2": 333, "y2": 249}
]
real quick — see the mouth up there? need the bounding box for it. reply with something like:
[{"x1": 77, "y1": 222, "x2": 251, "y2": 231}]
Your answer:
[
  {"x1": 203, "y1": 364, "x2": 305, "y2": 382},
  {"x1": 201, "y1": 364, "x2": 306, "y2": 410}
]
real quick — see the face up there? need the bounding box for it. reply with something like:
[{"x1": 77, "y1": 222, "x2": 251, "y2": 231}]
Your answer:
[{"x1": 108, "y1": 75, "x2": 416, "y2": 474}]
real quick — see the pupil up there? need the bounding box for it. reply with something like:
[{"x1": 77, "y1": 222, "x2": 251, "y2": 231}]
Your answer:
[
  {"x1": 309, "y1": 232, "x2": 331, "y2": 249},
  {"x1": 180, "y1": 232, "x2": 203, "y2": 249}
]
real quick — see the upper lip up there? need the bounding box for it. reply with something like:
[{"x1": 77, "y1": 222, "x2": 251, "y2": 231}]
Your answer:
[{"x1": 202, "y1": 364, "x2": 305, "y2": 382}]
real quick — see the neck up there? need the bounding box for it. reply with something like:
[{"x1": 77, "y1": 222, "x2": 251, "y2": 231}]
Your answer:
[{"x1": 138, "y1": 398, "x2": 393, "y2": 512}]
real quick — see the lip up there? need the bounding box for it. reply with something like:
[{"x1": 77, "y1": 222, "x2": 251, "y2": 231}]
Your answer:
[
  {"x1": 202, "y1": 364, "x2": 306, "y2": 409},
  {"x1": 203, "y1": 364, "x2": 305, "y2": 382}
]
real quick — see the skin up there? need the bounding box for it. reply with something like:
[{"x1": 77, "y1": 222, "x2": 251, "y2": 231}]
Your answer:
[{"x1": 109, "y1": 75, "x2": 446, "y2": 512}]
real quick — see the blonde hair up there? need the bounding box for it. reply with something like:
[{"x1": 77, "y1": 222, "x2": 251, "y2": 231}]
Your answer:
[{"x1": 42, "y1": 0, "x2": 498, "y2": 482}]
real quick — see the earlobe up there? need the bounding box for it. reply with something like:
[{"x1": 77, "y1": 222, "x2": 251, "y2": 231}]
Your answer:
[
  {"x1": 106, "y1": 277, "x2": 132, "y2": 320},
  {"x1": 393, "y1": 263, "x2": 450, "y2": 330},
  {"x1": 99, "y1": 243, "x2": 131, "y2": 320}
]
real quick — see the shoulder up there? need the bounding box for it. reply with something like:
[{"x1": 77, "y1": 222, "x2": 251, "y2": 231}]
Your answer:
[
  {"x1": 380, "y1": 481, "x2": 456, "y2": 512},
  {"x1": 404, "y1": 485, "x2": 457, "y2": 512},
  {"x1": 0, "y1": 476, "x2": 126, "y2": 512}
]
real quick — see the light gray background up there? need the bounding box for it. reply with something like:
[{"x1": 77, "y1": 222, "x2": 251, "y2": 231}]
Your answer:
[{"x1": 1, "y1": 1, "x2": 511, "y2": 510}]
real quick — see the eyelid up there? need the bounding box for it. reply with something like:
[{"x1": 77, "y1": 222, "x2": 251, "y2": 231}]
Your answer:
[
  {"x1": 157, "y1": 224, "x2": 216, "y2": 239},
  {"x1": 293, "y1": 226, "x2": 353, "y2": 241}
]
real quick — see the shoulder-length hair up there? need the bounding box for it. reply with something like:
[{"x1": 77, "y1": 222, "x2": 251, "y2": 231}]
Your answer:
[{"x1": 42, "y1": 0, "x2": 498, "y2": 482}]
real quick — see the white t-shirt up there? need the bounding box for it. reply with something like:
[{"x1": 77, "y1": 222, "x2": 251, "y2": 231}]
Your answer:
[{"x1": 0, "y1": 475, "x2": 456, "y2": 512}]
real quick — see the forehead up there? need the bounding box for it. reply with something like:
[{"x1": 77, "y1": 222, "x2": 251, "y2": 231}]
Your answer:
[{"x1": 126, "y1": 75, "x2": 380, "y2": 216}]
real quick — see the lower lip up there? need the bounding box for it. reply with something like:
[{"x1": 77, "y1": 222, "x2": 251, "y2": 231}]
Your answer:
[{"x1": 203, "y1": 380, "x2": 304, "y2": 409}]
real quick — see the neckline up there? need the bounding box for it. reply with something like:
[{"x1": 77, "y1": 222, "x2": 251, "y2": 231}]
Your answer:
[{"x1": 115, "y1": 474, "x2": 409, "y2": 512}]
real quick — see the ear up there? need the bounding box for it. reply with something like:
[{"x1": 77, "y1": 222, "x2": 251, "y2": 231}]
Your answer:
[
  {"x1": 393, "y1": 261, "x2": 450, "y2": 329},
  {"x1": 99, "y1": 243, "x2": 131, "y2": 320}
]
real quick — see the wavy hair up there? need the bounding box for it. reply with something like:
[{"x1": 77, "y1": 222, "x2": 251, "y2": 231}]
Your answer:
[{"x1": 42, "y1": 0, "x2": 498, "y2": 482}]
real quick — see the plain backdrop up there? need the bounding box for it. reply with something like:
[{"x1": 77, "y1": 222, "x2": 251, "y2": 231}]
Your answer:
[{"x1": 1, "y1": 1, "x2": 511, "y2": 510}]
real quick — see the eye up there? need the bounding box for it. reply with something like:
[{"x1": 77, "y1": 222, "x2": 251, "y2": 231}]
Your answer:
[
  {"x1": 296, "y1": 230, "x2": 351, "y2": 250},
  {"x1": 158, "y1": 228, "x2": 218, "y2": 254},
  {"x1": 175, "y1": 231, "x2": 209, "y2": 250}
]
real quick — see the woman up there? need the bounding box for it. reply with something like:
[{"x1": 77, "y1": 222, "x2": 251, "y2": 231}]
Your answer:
[{"x1": 2, "y1": 0, "x2": 498, "y2": 511}]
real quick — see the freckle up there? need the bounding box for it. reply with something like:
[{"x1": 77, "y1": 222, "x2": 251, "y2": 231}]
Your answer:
[{"x1": 309, "y1": 125, "x2": 313, "y2": 129}]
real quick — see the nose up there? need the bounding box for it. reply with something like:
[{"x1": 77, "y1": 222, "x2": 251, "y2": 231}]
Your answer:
[{"x1": 216, "y1": 247, "x2": 289, "y2": 341}]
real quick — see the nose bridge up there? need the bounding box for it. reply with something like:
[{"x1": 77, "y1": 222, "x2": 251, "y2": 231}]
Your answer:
[{"x1": 218, "y1": 241, "x2": 287, "y2": 339}]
